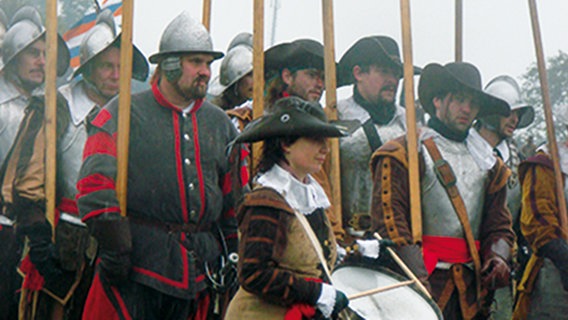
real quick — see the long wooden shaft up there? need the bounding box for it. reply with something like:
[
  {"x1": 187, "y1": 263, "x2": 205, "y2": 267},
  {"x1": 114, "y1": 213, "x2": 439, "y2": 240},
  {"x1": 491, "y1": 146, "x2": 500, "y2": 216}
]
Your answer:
[
  {"x1": 202, "y1": 0, "x2": 212, "y2": 31},
  {"x1": 321, "y1": 0, "x2": 342, "y2": 222},
  {"x1": 348, "y1": 279, "x2": 416, "y2": 300},
  {"x1": 399, "y1": 0, "x2": 422, "y2": 245},
  {"x1": 45, "y1": 0, "x2": 58, "y2": 230},
  {"x1": 455, "y1": 0, "x2": 463, "y2": 62},
  {"x1": 374, "y1": 233, "x2": 431, "y2": 298},
  {"x1": 251, "y1": 0, "x2": 265, "y2": 171},
  {"x1": 528, "y1": 0, "x2": 568, "y2": 234},
  {"x1": 116, "y1": 0, "x2": 134, "y2": 216}
]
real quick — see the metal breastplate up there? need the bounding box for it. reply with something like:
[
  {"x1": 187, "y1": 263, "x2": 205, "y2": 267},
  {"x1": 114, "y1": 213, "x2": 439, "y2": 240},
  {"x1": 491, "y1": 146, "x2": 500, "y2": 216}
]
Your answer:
[
  {"x1": 0, "y1": 97, "x2": 28, "y2": 166},
  {"x1": 58, "y1": 122, "x2": 87, "y2": 200},
  {"x1": 421, "y1": 137, "x2": 488, "y2": 239}
]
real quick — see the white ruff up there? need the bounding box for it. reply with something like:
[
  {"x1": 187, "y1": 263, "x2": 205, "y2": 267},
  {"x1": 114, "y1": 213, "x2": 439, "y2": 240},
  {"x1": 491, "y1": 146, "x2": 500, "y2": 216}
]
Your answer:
[{"x1": 257, "y1": 164, "x2": 331, "y2": 215}]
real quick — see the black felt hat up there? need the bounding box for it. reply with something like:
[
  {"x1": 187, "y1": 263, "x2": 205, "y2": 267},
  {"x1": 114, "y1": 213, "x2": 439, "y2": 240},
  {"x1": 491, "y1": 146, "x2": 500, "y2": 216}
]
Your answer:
[
  {"x1": 264, "y1": 39, "x2": 327, "y2": 74},
  {"x1": 235, "y1": 97, "x2": 349, "y2": 143},
  {"x1": 418, "y1": 62, "x2": 510, "y2": 118}
]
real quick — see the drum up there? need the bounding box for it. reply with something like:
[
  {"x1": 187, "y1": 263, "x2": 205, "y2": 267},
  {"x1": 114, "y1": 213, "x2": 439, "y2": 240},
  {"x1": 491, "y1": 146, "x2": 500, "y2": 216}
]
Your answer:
[{"x1": 332, "y1": 263, "x2": 442, "y2": 320}]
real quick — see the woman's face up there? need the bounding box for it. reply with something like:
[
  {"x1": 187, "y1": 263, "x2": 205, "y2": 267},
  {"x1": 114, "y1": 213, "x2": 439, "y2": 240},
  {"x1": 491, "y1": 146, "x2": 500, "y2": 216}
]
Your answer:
[{"x1": 283, "y1": 136, "x2": 329, "y2": 181}]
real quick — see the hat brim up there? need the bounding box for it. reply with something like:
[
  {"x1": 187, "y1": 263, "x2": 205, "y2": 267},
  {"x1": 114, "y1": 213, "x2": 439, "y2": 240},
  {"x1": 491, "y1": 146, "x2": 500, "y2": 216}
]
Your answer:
[
  {"x1": 418, "y1": 63, "x2": 510, "y2": 118},
  {"x1": 264, "y1": 41, "x2": 330, "y2": 74},
  {"x1": 512, "y1": 105, "x2": 535, "y2": 129},
  {"x1": 148, "y1": 50, "x2": 224, "y2": 64}
]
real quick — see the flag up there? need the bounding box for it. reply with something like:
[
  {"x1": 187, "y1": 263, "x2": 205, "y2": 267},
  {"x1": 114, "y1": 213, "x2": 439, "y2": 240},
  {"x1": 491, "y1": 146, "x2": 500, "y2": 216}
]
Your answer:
[{"x1": 63, "y1": 0, "x2": 123, "y2": 70}]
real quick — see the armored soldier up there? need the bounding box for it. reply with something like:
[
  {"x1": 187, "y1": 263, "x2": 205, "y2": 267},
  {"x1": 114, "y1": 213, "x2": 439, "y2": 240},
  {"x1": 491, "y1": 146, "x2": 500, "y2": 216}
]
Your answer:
[
  {"x1": 370, "y1": 62, "x2": 515, "y2": 319},
  {"x1": 472, "y1": 75, "x2": 535, "y2": 320},
  {"x1": 512, "y1": 107, "x2": 568, "y2": 320},
  {"x1": 336, "y1": 35, "x2": 415, "y2": 242},
  {"x1": 0, "y1": 6, "x2": 69, "y2": 319},
  {"x1": 77, "y1": 12, "x2": 245, "y2": 319}
]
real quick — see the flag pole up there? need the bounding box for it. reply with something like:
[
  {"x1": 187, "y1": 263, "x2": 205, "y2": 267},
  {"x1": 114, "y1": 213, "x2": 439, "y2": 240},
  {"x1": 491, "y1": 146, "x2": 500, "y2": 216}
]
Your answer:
[
  {"x1": 321, "y1": 0, "x2": 342, "y2": 228},
  {"x1": 527, "y1": 0, "x2": 568, "y2": 234},
  {"x1": 116, "y1": 0, "x2": 134, "y2": 215}
]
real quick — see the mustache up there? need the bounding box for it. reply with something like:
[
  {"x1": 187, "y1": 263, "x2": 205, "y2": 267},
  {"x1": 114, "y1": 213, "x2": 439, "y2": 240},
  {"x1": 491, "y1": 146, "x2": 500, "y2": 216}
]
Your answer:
[{"x1": 380, "y1": 84, "x2": 397, "y2": 92}]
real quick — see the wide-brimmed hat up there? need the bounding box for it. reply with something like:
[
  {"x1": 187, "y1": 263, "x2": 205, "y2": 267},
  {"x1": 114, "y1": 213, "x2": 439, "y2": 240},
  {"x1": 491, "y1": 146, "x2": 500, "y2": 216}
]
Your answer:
[
  {"x1": 418, "y1": 62, "x2": 510, "y2": 118},
  {"x1": 337, "y1": 35, "x2": 421, "y2": 87},
  {"x1": 235, "y1": 96, "x2": 348, "y2": 143},
  {"x1": 264, "y1": 38, "x2": 327, "y2": 75},
  {"x1": 483, "y1": 75, "x2": 534, "y2": 129}
]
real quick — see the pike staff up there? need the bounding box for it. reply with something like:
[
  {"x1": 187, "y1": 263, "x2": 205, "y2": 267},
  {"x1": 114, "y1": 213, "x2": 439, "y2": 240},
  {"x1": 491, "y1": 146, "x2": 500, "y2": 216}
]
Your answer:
[
  {"x1": 455, "y1": 0, "x2": 463, "y2": 62},
  {"x1": 251, "y1": 0, "x2": 265, "y2": 169},
  {"x1": 527, "y1": 0, "x2": 568, "y2": 234},
  {"x1": 399, "y1": 0, "x2": 422, "y2": 245},
  {"x1": 321, "y1": 0, "x2": 342, "y2": 222},
  {"x1": 202, "y1": 0, "x2": 212, "y2": 31},
  {"x1": 116, "y1": 0, "x2": 134, "y2": 215}
]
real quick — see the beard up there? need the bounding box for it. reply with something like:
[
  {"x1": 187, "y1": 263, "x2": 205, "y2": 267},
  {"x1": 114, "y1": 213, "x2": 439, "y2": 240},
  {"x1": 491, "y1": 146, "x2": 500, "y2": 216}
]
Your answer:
[{"x1": 175, "y1": 77, "x2": 208, "y2": 100}]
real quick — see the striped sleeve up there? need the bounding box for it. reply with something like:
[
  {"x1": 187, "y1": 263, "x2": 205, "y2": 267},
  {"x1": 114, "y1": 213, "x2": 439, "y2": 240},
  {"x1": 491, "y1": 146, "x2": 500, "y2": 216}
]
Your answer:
[
  {"x1": 76, "y1": 108, "x2": 121, "y2": 222},
  {"x1": 238, "y1": 206, "x2": 321, "y2": 307},
  {"x1": 520, "y1": 163, "x2": 567, "y2": 251}
]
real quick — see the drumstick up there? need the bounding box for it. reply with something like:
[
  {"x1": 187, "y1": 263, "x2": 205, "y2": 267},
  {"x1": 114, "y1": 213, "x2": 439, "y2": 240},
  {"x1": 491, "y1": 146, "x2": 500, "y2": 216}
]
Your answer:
[
  {"x1": 347, "y1": 279, "x2": 415, "y2": 300},
  {"x1": 373, "y1": 232, "x2": 432, "y2": 299}
]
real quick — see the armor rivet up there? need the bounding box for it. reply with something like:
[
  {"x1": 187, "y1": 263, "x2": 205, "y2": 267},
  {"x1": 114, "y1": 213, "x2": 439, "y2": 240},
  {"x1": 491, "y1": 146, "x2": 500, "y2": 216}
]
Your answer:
[{"x1": 280, "y1": 114, "x2": 290, "y2": 122}]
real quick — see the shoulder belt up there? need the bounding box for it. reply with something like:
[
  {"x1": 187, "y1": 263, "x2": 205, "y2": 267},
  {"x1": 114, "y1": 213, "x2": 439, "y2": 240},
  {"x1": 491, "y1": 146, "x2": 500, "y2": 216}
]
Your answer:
[{"x1": 361, "y1": 119, "x2": 383, "y2": 152}]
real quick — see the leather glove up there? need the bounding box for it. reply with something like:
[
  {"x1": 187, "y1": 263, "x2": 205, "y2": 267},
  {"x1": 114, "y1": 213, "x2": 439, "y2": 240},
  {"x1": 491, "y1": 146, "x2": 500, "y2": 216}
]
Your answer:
[
  {"x1": 539, "y1": 238, "x2": 568, "y2": 291},
  {"x1": 89, "y1": 217, "x2": 132, "y2": 286},
  {"x1": 316, "y1": 284, "x2": 349, "y2": 319},
  {"x1": 481, "y1": 256, "x2": 510, "y2": 289}
]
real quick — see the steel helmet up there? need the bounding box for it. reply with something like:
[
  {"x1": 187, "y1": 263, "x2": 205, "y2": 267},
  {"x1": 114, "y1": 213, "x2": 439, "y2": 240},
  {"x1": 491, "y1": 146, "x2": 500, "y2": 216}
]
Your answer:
[
  {"x1": 220, "y1": 45, "x2": 252, "y2": 90},
  {"x1": 148, "y1": 11, "x2": 223, "y2": 64},
  {"x1": 227, "y1": 32, "x2": 252, "y2": 51},
  {"x1": 2, "y1": 6, "x2": 70, "y2": 76},
  {"x1": 0, "y1": 8, "x2": 7, "y2": 48},
  {"x1": 483, "y1": 75, "x2": 535, "y2": 129},
  {"x1": 73, "y1": 9, "x2": 149, "y2": 81}
]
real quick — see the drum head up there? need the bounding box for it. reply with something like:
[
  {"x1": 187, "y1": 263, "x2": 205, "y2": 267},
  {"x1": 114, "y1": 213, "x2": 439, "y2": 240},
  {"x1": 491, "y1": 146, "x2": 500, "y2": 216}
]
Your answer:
[{"x1": 332, "y1": 265, "x2": 442, "y2": 320}]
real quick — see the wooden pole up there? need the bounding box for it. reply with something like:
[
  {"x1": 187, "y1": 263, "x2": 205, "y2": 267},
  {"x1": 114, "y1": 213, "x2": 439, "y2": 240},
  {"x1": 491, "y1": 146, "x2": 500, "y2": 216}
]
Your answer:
[
  {"x1": 455, "y1": 0, "x2": 463, "y2": 62},
  {"x1": 251, "y1": 0, "x2": 265, "y2": 170},
  {"x1": 116, "y1": 0, "x2": 134, "y2": 215},
  {"x1": 202, "y1": 0, "x2": 212, "y2": 31},
  {"x1": 527, "y1": 0, "x2": 568, "y2": 234},
  {"x1": 399, "y1": 0, "x2": 422, "y2": 245},
  {"x1": 374, "y1": 233, "x2": 431, "y2": 298},
  {"x1": 321, "y1": 0, "x2": 342, "y2": 223},
  {"x1": 347, "y1": 279, "x2": 415, "y2": 300},
  {"x1": 45, "y1": 0, "x2": 58, "y2": 231}
]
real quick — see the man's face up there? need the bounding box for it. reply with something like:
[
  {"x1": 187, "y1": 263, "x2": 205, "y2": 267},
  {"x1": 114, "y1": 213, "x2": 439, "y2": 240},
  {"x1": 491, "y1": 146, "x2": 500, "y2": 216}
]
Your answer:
[
  {"x1": 15, "y1": 39, "x2": 46, "y2": 87},
  {"x1": 497, "y1": 109, "x2": 520, "y2": 139},
  {"x1": 176, "y1": 53, "x2": 213, "y2": 99},
  {"x1": 87, "y1": 46, "x2": 120, "y2": 101},
  {"x1": 282, "y1": 68, "x2": 324, "y2": 102},
  {"x1": 433, "y1": 91, "x2": 481, "y2": 133},
  {"x1": 236, "y1": 72, "x2": 253, "y2": 100},
  {"x1": 354, "y1": 64, "x2": 401, "y2": 105}
]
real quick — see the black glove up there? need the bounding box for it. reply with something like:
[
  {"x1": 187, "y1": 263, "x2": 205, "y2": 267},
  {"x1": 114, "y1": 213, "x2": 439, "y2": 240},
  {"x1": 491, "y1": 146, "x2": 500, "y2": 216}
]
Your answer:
[
  {"x1": 89, "y1": 217, "x2": 132, "y2": 286},
  {"x1": 332, "y1": 289, "x2": 349, "y2": 317},
  {"x1": 539, "y1": 238, "x2": 568, "y2": 291}
]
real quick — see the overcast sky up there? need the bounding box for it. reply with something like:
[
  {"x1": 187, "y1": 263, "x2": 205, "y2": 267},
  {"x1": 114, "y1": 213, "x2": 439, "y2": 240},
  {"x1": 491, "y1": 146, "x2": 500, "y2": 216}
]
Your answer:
[{"x1": 132, "y1": 0, "x2": 568, "y2": 97}]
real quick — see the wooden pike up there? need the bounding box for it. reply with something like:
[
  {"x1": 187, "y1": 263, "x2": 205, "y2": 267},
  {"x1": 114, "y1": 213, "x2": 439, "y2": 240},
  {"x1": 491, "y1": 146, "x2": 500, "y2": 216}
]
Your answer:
[
  {"x1": 116, "y1": 0, "x2": 134, "y2": 215},
  {"x1": 399, "y1": 0, "x2": 422, "y2": 246},
  {"x1": 251, "y1": 0, "x2": 265, "y2": 170},
  {"x1": 374, "y1": 233, "x2": 431, "y2": 298},
  {"x1": 455, "y1": 0, "x2": 463, "y2": 62},
  {"x1": 202, "y1": 0, "x2": 212, "y2": 31},
  {"x1": 321, "y1": 0, "x2": 342, "y2": 224},
  {"x1": 527, "y1": 0, "x2": 568, "y2": 234}
]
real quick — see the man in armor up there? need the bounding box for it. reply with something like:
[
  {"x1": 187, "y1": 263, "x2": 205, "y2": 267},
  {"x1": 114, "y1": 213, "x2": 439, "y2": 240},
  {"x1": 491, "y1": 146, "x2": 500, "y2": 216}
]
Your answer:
[
  {"x1": 471, "y1": 75, "x2": 535, "y2": 319},
  {"x1": 512, "y1": 108, "x2": 568, "y2": 319},
  {"x1": 370, "y1": 62, "x2": 515, "y2": 319},
  {"x1": 0, "y1": 6, "x2": 69, "y2": 318},
  {"x1": 336, "y1": 35, "x2": 413, "y2": 243},
  {"x1": 76, "y1": 12, "x2": 246, "y2": 319}
]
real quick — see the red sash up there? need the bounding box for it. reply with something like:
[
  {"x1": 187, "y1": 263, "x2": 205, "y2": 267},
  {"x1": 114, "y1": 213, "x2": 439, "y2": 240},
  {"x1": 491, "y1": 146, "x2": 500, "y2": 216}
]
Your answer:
[{"x1": 422, "y1": 235, "x2": 480, "y2": 275}]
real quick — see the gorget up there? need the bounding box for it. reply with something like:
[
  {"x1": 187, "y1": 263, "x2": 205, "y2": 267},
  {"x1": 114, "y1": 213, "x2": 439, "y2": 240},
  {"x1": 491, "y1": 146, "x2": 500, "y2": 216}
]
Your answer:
[
  {"x1": 420, "y1": 127, "x2": 488, "y2": 239},
  {"x1": 0, "y1": 75, "x2": 30, "y2": 167},
  {"x1": 58, "y1": 80, "x2": 99, "y2": 200},
  {"x1": 256, "y1": 164, "x2": 330, "y2": 215},
  {"x1": 337, "y1": 96, "x2": 406, "y2": 221}
]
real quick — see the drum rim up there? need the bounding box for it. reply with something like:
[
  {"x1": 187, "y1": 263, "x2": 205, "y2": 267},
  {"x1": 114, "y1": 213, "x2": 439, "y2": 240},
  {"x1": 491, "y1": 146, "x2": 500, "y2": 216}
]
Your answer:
[{"x1": 333, "y1": 261, "x2": 443, "y2": 319}]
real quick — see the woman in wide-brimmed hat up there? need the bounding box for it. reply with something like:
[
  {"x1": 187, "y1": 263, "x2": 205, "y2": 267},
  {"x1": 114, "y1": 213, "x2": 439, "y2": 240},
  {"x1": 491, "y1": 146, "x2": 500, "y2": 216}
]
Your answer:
[{"x1": 225, "y1": 97, "x2": 350, "y2": 319}]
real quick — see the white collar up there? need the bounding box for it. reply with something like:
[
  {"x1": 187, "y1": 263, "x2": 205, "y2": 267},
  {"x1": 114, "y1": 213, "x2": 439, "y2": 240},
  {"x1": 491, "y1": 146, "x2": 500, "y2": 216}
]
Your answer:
[
  {"x1": 494, "y1": 139, "x2": 511, "y2": 163},
  {"x1": 183, "y1": 101, "x2": 196, "y2": 114},
  {"x1": 257, "y1": 164, "x2": 331, "y2": 215}
]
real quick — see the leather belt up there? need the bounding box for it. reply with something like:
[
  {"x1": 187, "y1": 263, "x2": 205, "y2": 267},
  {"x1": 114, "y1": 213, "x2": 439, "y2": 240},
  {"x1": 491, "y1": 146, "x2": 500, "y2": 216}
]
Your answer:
[{"x1": 130, "y1": 216, "x2": 208, "y2": 234}]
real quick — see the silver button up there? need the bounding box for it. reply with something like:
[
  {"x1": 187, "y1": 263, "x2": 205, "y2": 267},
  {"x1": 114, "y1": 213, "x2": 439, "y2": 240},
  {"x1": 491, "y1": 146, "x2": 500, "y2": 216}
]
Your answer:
[
  {"x1": 189, "y1": 183, "x2": 195, "y2": 190},
  {"x1": 190, "y1": 210, "x2": 196, "y2": 216},
  {"x1": 184, "y1": 158, "x2": 191, "y2": 165},
  {"x1": 182, "y1": 113, "x2": 188, "y2": 118},
  {"x1": 184, "y1": 134, "x2": 190, "y2": 141}
]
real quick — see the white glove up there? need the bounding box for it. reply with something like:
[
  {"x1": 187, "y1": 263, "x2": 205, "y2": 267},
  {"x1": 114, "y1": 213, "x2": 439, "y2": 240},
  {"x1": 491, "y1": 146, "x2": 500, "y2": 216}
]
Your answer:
[
  {"x1": 355, "y1": 239, "x2": 380, "y2": 259},
  {"x1": 316, "y1": 283, "x2": 337, "y2": 318},
  {"x1": 336, "y1": 243, "x2": 347, "y2": 264}
]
